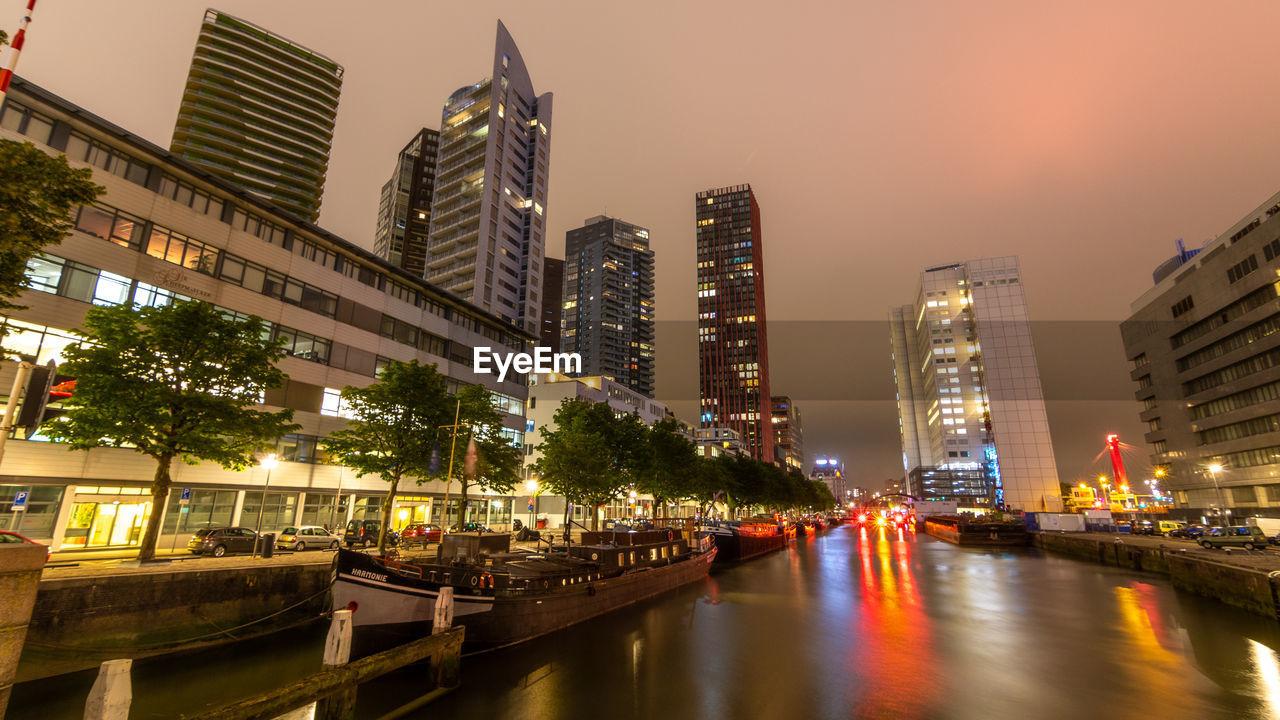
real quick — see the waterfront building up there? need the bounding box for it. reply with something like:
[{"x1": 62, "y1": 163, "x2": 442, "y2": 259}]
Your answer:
[
  {"x1": 0, "y1": 78, "x2": 531, "y2": 550},
  {"x1": 540, "y1": 257, "x2": 563, "y2": 353},
  {"x1": 563, "y1": 216, "x2": 655, "y2": 396},
  {"x1": 771, "y1": 395, "x2": 803, "y2": 470},
  {"x1": 1121, "y1": 191, "x2": 1280, "y2": 519},
  {"x1": 523, "y1": 372, "x2": 668, "y2": 526},
  {"x1": 170, "y1": 9, "x2": 342, "y2": 223},
  {"x1": 890, "y1": 256, "x2": 1062, "y2": 512},
  {"x1": 373, "y1": 129, "x2": 439, "y2": 276},
  {"x1": 696, "y1": 184, "x2": 773, "y2": 462},
  {"x1": 810, "y1": 457, "x2": 846, "y2": 504},
  {"x1": 424, "y1": 21, "x2": 552, "y2": 335}
]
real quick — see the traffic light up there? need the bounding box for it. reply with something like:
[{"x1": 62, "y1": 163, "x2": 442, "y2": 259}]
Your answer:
[{"x1": 16, "y1": 360, "x2": 75, "y2": 430}]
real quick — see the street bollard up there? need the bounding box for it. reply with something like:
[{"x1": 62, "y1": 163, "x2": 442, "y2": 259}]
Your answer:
[
  {"x1": 83, "y1": 659, "x2": 131, "y2": 720},
  {"x1": 433, "y1": 587, "x2": 454, "y2": 634},
  {"x1": 323, "y1": 609, "x2": 352, "y2": 668}
]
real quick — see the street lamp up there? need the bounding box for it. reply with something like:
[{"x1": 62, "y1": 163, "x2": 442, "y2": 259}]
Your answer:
[
  {"x1": 251, "y1": 453, "x2": 278, "y2": 559},
  {"x1": 1208, "y1": 463, "x2": 1225, "y2": 519},
  {"x1": 525, "y1": 478, "x2": 538, "y2": 530},
  {"x1": 1098, "y1": 475, "x2": 1110, "y2": 507}
]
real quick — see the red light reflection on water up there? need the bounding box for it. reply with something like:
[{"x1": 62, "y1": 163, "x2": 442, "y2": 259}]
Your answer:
[{"x1": 851, "y1": 528, "x2": 938, "y2": 716}]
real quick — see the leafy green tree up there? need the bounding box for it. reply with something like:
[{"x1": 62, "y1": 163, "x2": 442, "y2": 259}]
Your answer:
[
  {"x1": 534, "y1": 399, "x2": 646, "y2": 530},
  {"x1": 324, "y1": 360, "x2": 452, "y2": 552},
  {"x1": 46, "y1": 301, "x2": 297, "y2": 561},
  {"x1": 0, "y1": 140, "x2": 102, "y2": 349},
  {"x1": 690, "y1": 455, "x2": 729, "y2": 516},
  {"x1": 436, "y1": 383, "x2": 521, "y2": 529},
  {"x1": 636, "y1": 418, "x2": 698, "y2": 522}
]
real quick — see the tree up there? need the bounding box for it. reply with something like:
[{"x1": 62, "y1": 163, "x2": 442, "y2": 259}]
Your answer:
[
  {"x1": 636, "y1": 418, "x2": 698, "y2": 522},
  {"x1": 690, "y1": 455, "x2": 729, "y2": 516},
  {"x1": 0, "y1": 140, "x2": 102, "y2": 348},
  {"x1": 46, "y1": 301, "x2": 297, "y2": 561},
  {"x1": 436, "y1": 383, "x2": 521, "y2": 529},
  {"x1": 534, "y1": 399, "x2": 646, "y2": 530},
  {"x1": 324, "y1": 360, "x2": 452, "y2": 553}
]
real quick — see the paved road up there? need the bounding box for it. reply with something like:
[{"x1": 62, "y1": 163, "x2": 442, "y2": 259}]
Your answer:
[{"x1": 1061, "y1": 530, "x2": 1280, "y2": 571}]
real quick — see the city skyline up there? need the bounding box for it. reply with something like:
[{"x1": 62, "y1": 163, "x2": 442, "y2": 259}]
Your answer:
[{"x1": 13, "y1": 1, "x2": 1280, "y2": 484}]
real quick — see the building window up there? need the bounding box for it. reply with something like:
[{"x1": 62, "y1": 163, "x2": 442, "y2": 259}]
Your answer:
[{"x1": 1227, "y1": 254, "x2": 1259, "y2": 284}]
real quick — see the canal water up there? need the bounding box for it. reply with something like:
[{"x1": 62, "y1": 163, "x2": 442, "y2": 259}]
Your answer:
[{"x1": 13, "y1": 525, "x2": 1280, "y2": 719}]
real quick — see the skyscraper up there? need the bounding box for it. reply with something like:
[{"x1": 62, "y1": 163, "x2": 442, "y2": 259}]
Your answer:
[
  {"x1": 771, "y1": 396, "x2": 803, "y2": 470},
  {"x1": 374, "y1": 129, "x2": 439, "y2": 275},
  {"x1": 424, "y1": 21, "x2": 552, "y2": 334},
  {"x1": 171, "y1": 9, "x2": 342, "y2": 223},
  {"x1": 563, "y1": 216, "x2": 655, "y2": 396},
  {"x1": 540, "y1": 257, "x2": 564, "y2": 353},
  {"x1": 696, "y1": 184, "x2": 773, "y2": 462},
  {"x1": 890, "y1": 257, "x2": 1062, "y2": 512}
]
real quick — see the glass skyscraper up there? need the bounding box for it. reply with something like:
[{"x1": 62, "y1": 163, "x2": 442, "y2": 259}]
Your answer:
[
  {"x1": 170, "y1": 10, "x2": 342, "y2": 223},
  {"x1": 374, "y1": 128, "x2": 439, "y2": 276},
  {"x1": 424, "y1": 21, "x2": 552, "y2": 334}
]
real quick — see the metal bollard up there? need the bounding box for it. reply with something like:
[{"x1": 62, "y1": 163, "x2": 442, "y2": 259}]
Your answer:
[
  {"x1": 83, "y1": 659, "x2": 131, "y2": 720},
  {"x1": 433, "y1": 587, "x2": 454, "y2": 634}
]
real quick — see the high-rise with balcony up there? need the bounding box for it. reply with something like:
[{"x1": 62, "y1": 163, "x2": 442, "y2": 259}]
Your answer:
[
  {"x1": 374, "y1": 129, "x2": 439, "y2": 275},
  {"x1": 563, "y1": 216, "x2": 655, "y2": 396},
  {"x1": 696, "y1": 184, "x2": 773, "y2": 462},
  {"x1": 890, "y1": 257, "x2": 1062, "y2": 512},
  {"x1": 170, "y1": 10, "x2": 342, "y2": 223},
  {"x1": 425, "y1": 21, "x2": 552, "y2": 334}
]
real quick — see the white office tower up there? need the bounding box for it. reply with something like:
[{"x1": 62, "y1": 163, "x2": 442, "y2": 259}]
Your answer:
[{"x1": 890, "y1": 257, "x2": 1062, "y2": 512}]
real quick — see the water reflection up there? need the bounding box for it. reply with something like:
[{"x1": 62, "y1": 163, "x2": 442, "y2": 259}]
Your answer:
[{"x1": 18, "y1": 527, "x2": 1280, "y2": 719}]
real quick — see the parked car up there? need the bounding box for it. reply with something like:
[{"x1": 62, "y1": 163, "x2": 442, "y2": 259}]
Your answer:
[
  {"x1": 275, "y1": 526, "x2": 339, "y2": 551},
  {"x1": 344, "y1": 520, "x2": 399, "y2": 549},
  {"x1": 1199, "y1": 525, "x2": 1268, "y2": 550},
  {"x1": 455, "y1": 522, "x2": 493, "y2": 534},
  {"x1": 0, "y1": 530, "x2": 50, "y2": 561},
  {"x1": 1168, "y1": 523, "x2": 1202, "y2": 539},
  {"x1": 400, "y1": 523, "x2": 442, "y2": 546},
  {"x1": 188, "y1": 527, "x2": 259, "y2": 557},
  {"x1": 1132, "y1": 520, "x2": 1157, "y2": 535},
  {"x1": 1156, "y1": 520, "x2": 1187, "y2": 536}
]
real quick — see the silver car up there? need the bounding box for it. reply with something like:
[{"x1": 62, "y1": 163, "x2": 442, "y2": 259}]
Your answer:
[{"x1": 275, "y1": 525, "x2": 339, "y2": 551}]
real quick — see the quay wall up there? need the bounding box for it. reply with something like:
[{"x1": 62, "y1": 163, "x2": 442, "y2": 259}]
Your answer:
[
  {"x1": 1032, "y1": 532, "x2": 1279, "y2": 620},
  {"x1": 18, "y1": 561, "x2": 332, "y2": 681}
]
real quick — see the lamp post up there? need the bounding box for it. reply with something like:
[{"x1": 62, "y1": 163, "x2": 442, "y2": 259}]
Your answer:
[
  {"x1": 251, "y1": 453, "x2": 278, "y2": 559},
  {"x1": 1098, "y1": 475, "x2": 1110, "y2": 507},
  {"x1": 525, "y1": 478, "x2": 538, "y2": 530},
  {"x1": 1208, "y1": 463, "x2": 1225, "y2": 520}
]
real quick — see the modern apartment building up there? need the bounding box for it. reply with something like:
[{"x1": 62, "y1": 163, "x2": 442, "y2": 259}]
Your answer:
[
  {"x1": 0, "y1": 78, "x2": 531, "y2": 551},
  {"x1": 696, "y1": 184, "x2": 773, "y2": 462},
  {"x1": 1121, "y1": 190, "x2": 1280, "y2": 519},
  {"x1": 890, "y1": 257, "x2": 1062, "y2": 512},
  {"x1": 771, "y1": 395, "x2": 803, "y2": 470},
  {"x1": 540, "y1": 257, "x2": 563, "y2": 353},
  {"x1": 374, "y1": 129, "x2": 440, "y2": 276},
  {"x1": 424, "y1": 21, "x2": 552, "y2": 334},
  {"x1": 170, "y1": 9, "x2": 342, "y2": 223},
  {"x1": 563, "y1": 216, "x2": 655, "y2": 396}
]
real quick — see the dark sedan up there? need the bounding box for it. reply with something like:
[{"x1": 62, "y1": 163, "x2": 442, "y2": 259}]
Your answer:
[
  {"x1": 0, "y1": 530, "x2": 50, "y2": 561},
  {"x1": 188, "y1": 527, "x2": 259, "y2": 557}
]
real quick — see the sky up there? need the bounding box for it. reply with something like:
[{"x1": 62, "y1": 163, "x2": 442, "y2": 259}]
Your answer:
[{"x1": 14, "y1": 0, "x2": 1280, "y2": 489}]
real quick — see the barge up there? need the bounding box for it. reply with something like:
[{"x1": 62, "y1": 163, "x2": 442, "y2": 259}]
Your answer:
[{"x1": 924, "y1": 515, "x2": 1030, "y2": 546}]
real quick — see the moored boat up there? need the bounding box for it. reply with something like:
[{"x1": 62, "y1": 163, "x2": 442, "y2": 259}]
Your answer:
[
  {"x1": 924, "y1": 515, "x2": 1030, "y2": 546},
  {"x1": 333, "y1": 528, "x2": 715, "y2": 650},
  {"x1": 698, "y1": 517, "x2": 788, "y2": 562}
]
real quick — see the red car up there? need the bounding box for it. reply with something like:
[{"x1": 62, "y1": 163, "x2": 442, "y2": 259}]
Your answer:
[
  {"x1": 0, "y1": 530, "x2": 51, "y2": 561},
  {"x1": 400, "y1": 523, "x2": 442, "y2": 547}
]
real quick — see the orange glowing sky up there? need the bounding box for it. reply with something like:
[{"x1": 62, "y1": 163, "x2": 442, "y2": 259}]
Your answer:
[{"x1": 16, "y1": 0, "x2": 1280, "y2": 483}]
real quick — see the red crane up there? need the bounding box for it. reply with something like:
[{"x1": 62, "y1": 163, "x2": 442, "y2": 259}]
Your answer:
[{"x1": 1106, "y1": 434, "x2": 1128, "y2": 489}]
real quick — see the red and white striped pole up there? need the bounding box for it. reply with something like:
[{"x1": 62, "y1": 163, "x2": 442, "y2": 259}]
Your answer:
[{"x1": 0, "y1": 0, "x2": 36, "y2": 108}]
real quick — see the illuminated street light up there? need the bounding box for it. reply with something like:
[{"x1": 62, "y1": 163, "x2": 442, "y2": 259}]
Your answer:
[{"x1": 252, "y1": 453, "x2": 279, "y2": 559}]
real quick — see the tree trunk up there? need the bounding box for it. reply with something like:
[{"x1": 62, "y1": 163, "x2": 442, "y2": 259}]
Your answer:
[
  {"x1": 137, "y1": 453, "x2": 174, "y2": 562},
  {"x1": 591, "y1": 503, "x2": 600, "y2": 531},
  {"x1": 378, "y1": 473, "x2": 400, "y2": 554}
]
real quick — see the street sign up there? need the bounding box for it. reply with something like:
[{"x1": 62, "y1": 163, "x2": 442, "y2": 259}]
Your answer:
[
  {"x1": 11, "y1": 491, "x2": 28, "y2": 512},
  {"x1": 179, "y1": 487, "x2": 191, "y2": 505}
]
